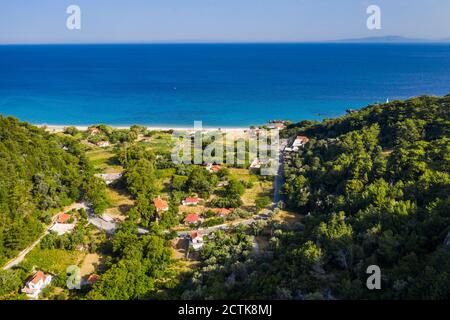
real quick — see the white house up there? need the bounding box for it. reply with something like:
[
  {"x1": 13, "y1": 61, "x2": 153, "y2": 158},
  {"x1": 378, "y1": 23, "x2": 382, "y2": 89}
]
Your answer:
[
  {"x1": 249, "y1": 158, "x2": 261, "y2": 170},
  {"x1": 182, "y1": 197, "x2": 200, "y2": 206},
  {"x1": 94, "y1": 172, "x2": 123, "y2": 185},
  {"x1": 96, "y1": 141, "x2": 110, "y2": 148},
  {"x1": 292, "y1": 136, "x2": 309, "y2": 148},
  {"x1": 22, "y1": 271, "x2": 52, "y2": 299},
  {"x1": 205, "y1": 163, "x2": 221, "y2": 173},
  {"x1": 190, "y1": 231, "x2": 204, "y2": 251}
]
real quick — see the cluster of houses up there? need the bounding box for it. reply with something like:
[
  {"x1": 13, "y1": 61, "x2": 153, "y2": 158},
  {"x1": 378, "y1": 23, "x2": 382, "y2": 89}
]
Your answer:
[
  {"x1": 152, "y1": 194, "x2": 234, "y2": 227},
  {"x1": 87, "y1": 126, "x2": 110, "y2": 148}
]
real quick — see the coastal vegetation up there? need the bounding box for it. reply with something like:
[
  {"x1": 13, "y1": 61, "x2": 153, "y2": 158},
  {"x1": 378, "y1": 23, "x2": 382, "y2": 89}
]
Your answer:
[{"x1": 1, "y1": 94, "x2": 448, "y2": 300}]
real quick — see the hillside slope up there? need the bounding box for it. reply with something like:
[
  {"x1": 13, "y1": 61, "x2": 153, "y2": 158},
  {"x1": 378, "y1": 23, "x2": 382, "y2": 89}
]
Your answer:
[{"x1": 0, "y1": 117, "x2": 89, "y2": 265}]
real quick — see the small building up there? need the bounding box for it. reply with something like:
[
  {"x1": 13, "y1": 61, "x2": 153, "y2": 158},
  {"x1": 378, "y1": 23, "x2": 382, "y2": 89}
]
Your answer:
[
  {"x1": 96, "y1": 141, "x2": 110, "y2": 148},
  {"x1": 21, "y1": 271, "x2": 52, "y2": 299},
  {"x1": 292, "y1": 136, "x2": 309, "y2": 148},
  {"x1": 249, "y1": 127, "x2": 261, "y2": 138},
  {"x1": 88, "y1": 127, "x2": 100, "y2": 135},
  {"x1": 182, "y1": 197, "x2": 200, "y2": 206},
  {"x1": 153, "y1": 196, "x2": 169, "y2": 213},
  {"x1": 249, "y1": 158, "x2": 262, "y2": 171},
  {"x1": 267, "y1": 121, "x2": 286, "y2": 130},
  {"x1": 184, "y1": 213, "x2": 200, "y2": 225},
  {"x1": 94, "y1": 172, "x2": 123, "y2": 185},
  {"x1": 213, "y1": 208, "x2": 233, "y2": 217},
  {"x1": 87, "y1": 274, "x2": 100, "y2": 285},
  {"x1": 57, "y1": 213, "x2": 71, "y2": 224},
  {"x1": 205, "y1": 163, "x2": 221, "y2": 173},
  {"x1": 216, "y1": 181, "x2": 229, "y2": 187},
  {"x1": 50, "y1": 213, "x2": 75, "y2": 235},
  {"x1": 189, "y1": 231, "x2": 204, "y2": 251},
  {"x1": 50, "y1": 222, "x2": 76, "y2": 236}
]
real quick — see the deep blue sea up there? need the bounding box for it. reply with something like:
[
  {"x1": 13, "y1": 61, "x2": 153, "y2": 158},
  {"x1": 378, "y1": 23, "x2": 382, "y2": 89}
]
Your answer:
[{"x1": 0, "y1": 43, "x2": 449, "y2": 127}]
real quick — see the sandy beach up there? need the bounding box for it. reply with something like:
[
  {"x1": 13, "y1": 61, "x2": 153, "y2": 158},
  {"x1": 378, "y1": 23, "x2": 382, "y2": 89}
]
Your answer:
[{"x1": 40, "y1": 124, "x2": 252, "y2": 134}]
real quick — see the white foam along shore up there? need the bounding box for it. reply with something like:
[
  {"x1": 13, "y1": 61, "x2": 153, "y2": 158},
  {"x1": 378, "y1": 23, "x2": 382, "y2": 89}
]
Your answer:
[{"x1": 39, "y1": 124, "x2": 253, "y2": 133}]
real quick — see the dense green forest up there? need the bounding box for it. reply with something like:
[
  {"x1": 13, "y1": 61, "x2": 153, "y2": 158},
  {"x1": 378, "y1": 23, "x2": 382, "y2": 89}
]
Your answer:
[
  {"x1": 0, "y1": 116, "x2": 107, "y2": 265},
  {"x1": 178, "y1": 95, "x2": 450, "y2": 299}
]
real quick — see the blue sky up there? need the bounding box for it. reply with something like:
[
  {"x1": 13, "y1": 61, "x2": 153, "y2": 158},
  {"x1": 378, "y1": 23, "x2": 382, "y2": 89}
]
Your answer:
[{"x1": 1, "y1": 0, "x2": 449, "y2": 44}]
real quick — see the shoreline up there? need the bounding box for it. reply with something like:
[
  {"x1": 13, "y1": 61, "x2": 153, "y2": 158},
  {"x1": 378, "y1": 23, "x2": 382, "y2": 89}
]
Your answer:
[{"x1": 39, "y1": 124, "x2": 254, "y2": 133}]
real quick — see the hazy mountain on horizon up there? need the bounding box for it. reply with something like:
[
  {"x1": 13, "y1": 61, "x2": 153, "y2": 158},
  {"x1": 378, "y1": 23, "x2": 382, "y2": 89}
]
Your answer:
[{"x1": 334, "y1": 35, "x2": 450, "y2": 43}]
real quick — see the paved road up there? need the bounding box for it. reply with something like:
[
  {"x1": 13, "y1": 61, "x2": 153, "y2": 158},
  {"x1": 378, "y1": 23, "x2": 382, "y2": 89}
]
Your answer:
[
  {"x1": 85, "y1": 205, "x2": 149, "y2": 235},
  {"x1": 272, "y1": 139, "x2": 287, "y2": 206},
  {"x1": 176, "y1": 212, "x2": 270, "y2": 237},
  {"x1": 2, "y1": 202, "x2": 88, "y2": 270}
]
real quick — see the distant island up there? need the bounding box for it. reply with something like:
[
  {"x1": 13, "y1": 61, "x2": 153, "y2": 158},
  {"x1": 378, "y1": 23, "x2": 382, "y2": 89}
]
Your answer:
[{"x1": 333, "y1": 35, "x2": 450, "y2": 43}]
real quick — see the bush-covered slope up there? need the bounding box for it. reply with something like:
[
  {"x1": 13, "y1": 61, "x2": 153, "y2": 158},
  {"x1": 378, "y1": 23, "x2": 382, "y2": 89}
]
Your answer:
[
  {"x1": 0, "y1": 116, "x2": 105, "y2": 265},
  {"x1": 279, "y1": 95, "x2": 450, "y2": 299}
]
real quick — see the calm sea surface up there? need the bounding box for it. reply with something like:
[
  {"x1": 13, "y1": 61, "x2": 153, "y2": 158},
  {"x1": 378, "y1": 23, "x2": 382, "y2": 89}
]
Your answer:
[{"x1": 0, "y1": 43, "x2": 449, "y2": 127}]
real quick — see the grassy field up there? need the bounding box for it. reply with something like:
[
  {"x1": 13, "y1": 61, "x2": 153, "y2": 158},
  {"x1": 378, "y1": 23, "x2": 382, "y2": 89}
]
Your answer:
[
  {"x1": 79, "y1": 253, "x2": 104, "y2": 277},
  {"x1": 86, "y1": 147, "x2": 123, "y2": 173},
  {"x1": 104, "y1": 187, "x2": 134, "y2": 219},
  {"x1": 229, "y1": 168, "x2": 257, "y2": 183},
  {"x1": 273, "y1": 209, "x2": 303, "y2": 226},
  {"x1": 21, "y1": 248, "x2": 82, "y2": 275},
  {"x1": 218, "y1": 168, "x2": 274, "y2": 210},
  {"x1": 143, "y1": 132, "x2": 174, "y2": 154},
  {"x1": 157, "y1": 168, "x2": 177, "y2": 195},
  {"x1": 241, "y1": 180, "x2": 273, "y2": 208}
]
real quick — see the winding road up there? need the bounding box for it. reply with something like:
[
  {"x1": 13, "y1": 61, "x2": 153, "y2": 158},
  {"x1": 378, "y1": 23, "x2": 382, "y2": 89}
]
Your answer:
[
  {"x1": 2, "y1": 203, "x2": 88, "y2": 270},
  {"x1": 273, "y1": 139, "x2": 287, "y2": 206}
]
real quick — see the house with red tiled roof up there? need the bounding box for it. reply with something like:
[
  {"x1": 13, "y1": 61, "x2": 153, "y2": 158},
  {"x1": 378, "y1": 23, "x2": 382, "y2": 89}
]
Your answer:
[
  {"x1": 184, "y1": 213, "x2": 200, "y2": 224},
  {"x1": 182, "y1": 197, "x2": 200, "y2": 206},
  {"x1": 213, "y1": 208, "x2": 233, "y2": 217},
  {"x1": 57, "y1": 213, "x2": 71, "y2": 224},
  {"x1": 87, "y1": 274, "x2": 100, "y2": 285},
  {"x1": 189, "y1": 231, "x2": 204, "y2": 251},
  {"x1": 153, "y1": 196, "x2": 169, "y2": 213},
  {"x1": 88, "y1": 127, "x2": 100, "y2": 135},
  {"x1": 292, "y1": 136, "x2": 309, "y2": 148},
  {"x1": 205, "y1": 163, "x2": 221, "y2": 173},
  {"x1": 21, "y1": 271, "x2": 52, "y2": 299}
]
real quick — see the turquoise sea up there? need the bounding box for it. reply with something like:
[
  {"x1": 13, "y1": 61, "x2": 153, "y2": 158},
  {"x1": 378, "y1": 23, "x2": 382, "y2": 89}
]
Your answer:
[{"x1": 0, "y1": 43, "x2": 449, "y2": 127}]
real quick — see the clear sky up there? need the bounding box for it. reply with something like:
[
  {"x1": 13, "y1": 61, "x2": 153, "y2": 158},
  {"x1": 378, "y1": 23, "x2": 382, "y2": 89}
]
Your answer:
[{"x1": 1, "y1": 0, "x2": 449, "y2": 44}]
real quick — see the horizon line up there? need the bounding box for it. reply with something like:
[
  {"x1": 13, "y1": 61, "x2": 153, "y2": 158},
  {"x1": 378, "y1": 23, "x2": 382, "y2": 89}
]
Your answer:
[{"x1": 1, "y1": 40, "x2": 450, "y2": 46}]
